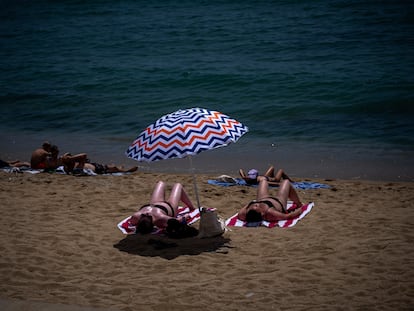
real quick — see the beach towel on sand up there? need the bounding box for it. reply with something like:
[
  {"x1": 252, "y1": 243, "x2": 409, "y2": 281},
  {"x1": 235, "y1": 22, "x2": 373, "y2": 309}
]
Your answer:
[
  {"x1": 117, "y1": 206, "x2": 201, "y2": 235},
  {"x1": 225, "y1": 201, "x2": 314, "y2": 228},
  {"x1": 2, "y1": 166, "x2": 133, "y2": 176},
  {"x1": 207, "y1": 177, "x2": 330, "y2": 190}
]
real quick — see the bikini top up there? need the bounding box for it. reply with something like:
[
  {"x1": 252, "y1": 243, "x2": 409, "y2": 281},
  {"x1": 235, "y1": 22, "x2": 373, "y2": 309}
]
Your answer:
[
  {"x1": 247, "y1": 197, "x2": 286, "y2": 213},
  {"x1": 139, "y1": 201, "x2": 175, "y2": 217}
]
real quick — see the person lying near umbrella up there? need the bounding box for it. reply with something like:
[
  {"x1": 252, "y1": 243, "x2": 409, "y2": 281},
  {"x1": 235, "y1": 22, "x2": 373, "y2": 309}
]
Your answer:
[
  {"x1": 128, "y1": 181, "x2": 199, "y2": 238},
  {"x1": 237, "y1": 179, "x2": 303, "y2": 225},
  {"x1": 239, "y1": 165, "x2": 293, "y2": 186}
]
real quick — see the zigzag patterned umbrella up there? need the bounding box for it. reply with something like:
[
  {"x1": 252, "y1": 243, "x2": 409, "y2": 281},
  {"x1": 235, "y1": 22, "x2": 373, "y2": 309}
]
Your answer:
[
  {"x1": 126, "y1": 107, "x2": 249, "y2": 162},
  {"x1": 126, "y1": 107, "x2": 249, "y2": 207}
]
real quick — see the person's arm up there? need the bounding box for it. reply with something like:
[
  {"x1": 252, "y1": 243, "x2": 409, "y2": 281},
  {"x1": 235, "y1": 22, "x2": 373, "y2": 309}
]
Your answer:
[
  {"x1": 179, "y1": 186, "x2": 196, "y2": 211},
  {"x1": 237, "y1": 204, "x2": 249, "y2": 221},
  {"x1": 153, "y1": 213, "x2": 175, "y2": 229},
  {"x1": 265, "y1": 207, "x2": 302, "y2": 222}
]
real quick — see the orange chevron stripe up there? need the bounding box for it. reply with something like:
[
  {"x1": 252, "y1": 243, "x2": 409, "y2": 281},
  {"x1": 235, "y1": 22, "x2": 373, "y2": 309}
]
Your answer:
[
  {"x1": 130, "y1": 112, "x2": 244, "y2": 152},
  {"x1": 132, "y1": 127, "x2": 241, "y2": 152},
  {"x1": 146, "y1": 112, "x2": 241, "y2": 136}
]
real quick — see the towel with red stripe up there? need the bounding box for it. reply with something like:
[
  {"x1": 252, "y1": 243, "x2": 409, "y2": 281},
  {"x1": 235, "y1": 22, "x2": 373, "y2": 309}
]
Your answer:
[
  {"x1": 225, "y1": 202, "x2": 314, "y2": 228},
  {"x1": 117, "y1": 206, "x2": 200, "y2": 235}
]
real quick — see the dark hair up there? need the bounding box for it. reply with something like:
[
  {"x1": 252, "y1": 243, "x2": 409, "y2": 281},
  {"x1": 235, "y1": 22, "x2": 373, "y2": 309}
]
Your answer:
[
  {"x1": 136, "y1": 215, "x2": 153, "y2": 234},
  {"x1": 246, "y1": 209, "x2": 263, "y2": 223},
  {"x1": 42, "y1": 141, "x2": 52, "y2": 151},
  {"x1": 50, "y1": 145, "x2": 59, "y2": 155}
]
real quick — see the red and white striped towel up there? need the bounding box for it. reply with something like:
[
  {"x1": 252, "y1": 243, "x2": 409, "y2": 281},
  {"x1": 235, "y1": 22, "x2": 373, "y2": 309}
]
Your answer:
[
  {"x1": 117, "y1": 206, "x2": 201, "y2": 235},
  {"x1": 225, "y1": 202, "x2": 314, "y2": 228}
]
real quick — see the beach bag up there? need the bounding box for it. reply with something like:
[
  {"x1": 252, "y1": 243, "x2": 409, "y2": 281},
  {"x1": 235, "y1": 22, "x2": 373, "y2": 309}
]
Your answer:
[{"x1": 198, "y1": 207, "x2": 226, "y2": 238}]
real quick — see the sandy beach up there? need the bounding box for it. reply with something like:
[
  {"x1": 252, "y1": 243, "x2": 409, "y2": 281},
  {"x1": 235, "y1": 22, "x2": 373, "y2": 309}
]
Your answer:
[{"x1": 0, "y1": 169, "x2": 413, "y2": 311}]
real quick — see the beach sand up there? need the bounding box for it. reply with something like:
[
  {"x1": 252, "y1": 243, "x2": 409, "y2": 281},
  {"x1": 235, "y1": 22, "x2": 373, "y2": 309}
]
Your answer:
[{"x1": 0, "y1": 170, "x2": 413, "y2": 310}]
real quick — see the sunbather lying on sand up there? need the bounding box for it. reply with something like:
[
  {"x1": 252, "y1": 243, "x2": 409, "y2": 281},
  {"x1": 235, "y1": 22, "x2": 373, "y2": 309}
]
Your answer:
[
  {"x1": 239, "y1": 165, "x2": 293, "y2": 186},
  {"x1": 238, "y1": 179, "x2": 303, "y2": 223},
  {"x1": 128, "y1": 181, "x2": 198, "y2": 238}
]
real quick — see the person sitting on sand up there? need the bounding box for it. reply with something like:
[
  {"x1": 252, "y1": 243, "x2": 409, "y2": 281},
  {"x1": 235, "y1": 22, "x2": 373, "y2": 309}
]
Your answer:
[
  {"x1": 31, "y1": 141, "x2": 88, "y2": 171},
  {"x1": 238, "y1": 179, "x2": 303, "y2": 223},
  {"x1": 128, "y1": 181, "x2": 198, "y2": 237},
  {"x1": 239, "y1": 165, "x2": 293, "y2": 186},
  {"x1": 30, "y1": 141, "x2": 55, "y2": 169}
]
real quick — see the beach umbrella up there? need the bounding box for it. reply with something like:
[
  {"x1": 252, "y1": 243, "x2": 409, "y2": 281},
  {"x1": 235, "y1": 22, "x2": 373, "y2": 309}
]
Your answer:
[{"x1": 126, "y1": 107, "x2": 249, "y2": 208}]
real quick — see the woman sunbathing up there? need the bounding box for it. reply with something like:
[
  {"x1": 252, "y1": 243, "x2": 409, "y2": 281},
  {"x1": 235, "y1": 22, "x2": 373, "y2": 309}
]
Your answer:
[
  {"x1": 239, "y1": 165, "x2": 293, "y2": 186},
  {"x1": 238, "y1": 179, "x2": 303, "y2": 223},
  {"x1": 128, "y1": 181, "x2": 198, "y2": 237}
]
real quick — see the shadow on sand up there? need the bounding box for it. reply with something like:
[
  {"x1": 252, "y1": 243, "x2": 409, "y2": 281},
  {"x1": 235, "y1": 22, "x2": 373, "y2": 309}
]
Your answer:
[{"x1": 114, "y1": 234, "x2": 232, "y2": 260}]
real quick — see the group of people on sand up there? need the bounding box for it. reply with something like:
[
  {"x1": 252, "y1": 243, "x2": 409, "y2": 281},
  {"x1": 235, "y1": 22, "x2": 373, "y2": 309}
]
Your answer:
[
  {"x1": 1, "y1": 141, "x2": 138, "y2": 175},
  {"x1": 128, "y1": 165, "x2": 302, "y2": 237},
  {"x1": 2, "y1": 145, "x2": 302, "y2": 236}
]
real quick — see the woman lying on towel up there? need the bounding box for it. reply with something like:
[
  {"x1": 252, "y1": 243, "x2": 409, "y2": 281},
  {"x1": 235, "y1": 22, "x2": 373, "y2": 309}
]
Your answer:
[
  {"x1": 61, "y1": 153, "x2": 137, "y2": 175},
  {"x1": 128, "y1": 181, "x2": 198, "y2": 238},
  {"x1": 239, "y1": 165, "x2": 293, "y2": 186},
  {"x1": 238, "y1": 179, "x2": 303, "y2": 223}
]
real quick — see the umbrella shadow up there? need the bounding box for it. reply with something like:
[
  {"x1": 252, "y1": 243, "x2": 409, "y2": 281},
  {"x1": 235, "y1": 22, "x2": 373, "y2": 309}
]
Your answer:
[{"x1": 113, "y1": 234, "x2": 232, "y2": 260}]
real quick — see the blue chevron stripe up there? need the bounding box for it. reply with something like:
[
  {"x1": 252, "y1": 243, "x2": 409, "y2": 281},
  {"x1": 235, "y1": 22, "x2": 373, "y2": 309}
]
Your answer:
[{"x1": 132, "y1": 121, "x2": 248, "y2": 144}]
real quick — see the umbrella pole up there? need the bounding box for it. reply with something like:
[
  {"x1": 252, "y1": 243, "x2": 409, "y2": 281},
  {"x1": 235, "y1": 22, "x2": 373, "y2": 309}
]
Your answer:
[{"x1": 189, "y1": 156, "x2": 201, "y2": 210}]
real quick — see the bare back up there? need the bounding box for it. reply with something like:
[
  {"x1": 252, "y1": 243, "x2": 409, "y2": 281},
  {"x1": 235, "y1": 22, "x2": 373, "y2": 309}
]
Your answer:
[{"x1": 30, "y1": 148, "x2": 49, "y2": 169}]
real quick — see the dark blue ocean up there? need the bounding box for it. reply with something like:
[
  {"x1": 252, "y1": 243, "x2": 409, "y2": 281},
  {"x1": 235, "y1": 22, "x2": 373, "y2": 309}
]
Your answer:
[{"x1": 1, "y1": 0, "x2": 413, "y2": 181}]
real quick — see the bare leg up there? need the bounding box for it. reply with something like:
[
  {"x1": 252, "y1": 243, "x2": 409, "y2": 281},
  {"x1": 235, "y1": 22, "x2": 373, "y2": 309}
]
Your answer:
[
  {"x1": 9, "y1": 160, "x2": 30, "y2": 167},
  {"x1": 271, "y1": 169, "x2": 293, "y2": 182},
  {"x1": 61, "y1": 153, "x2": 88, "y2": 173},
  {"x1": 150, "y1": 181, "x2": 166, "y2": 203},
  {"x1": 82, "y1": 163, "x2": 96, "y2": 171},
  {"x1": 71, "y1": 153, "x2": 88, "y2": 169},
  {"x1": 167, "y1": 183, "x2": 196, "y2": 211},
  {"x1": 105, "y1": 165, "x2": 138, "y2": 173},
  {"x1": 239, "y1": 169, "x2": 247, "y2": 178},
  {"x1": 276, "y1": 180, "x2": 302, "y2": 209},
  {"x1": 263, "y1": 166, "x2": 275, "y2": 178},
  {"x1": 282, "y1": 170, "x2": 293, "y2": 182},
  {"x1": 257, "y1": 179, "x2": 271, "y2": 200}
]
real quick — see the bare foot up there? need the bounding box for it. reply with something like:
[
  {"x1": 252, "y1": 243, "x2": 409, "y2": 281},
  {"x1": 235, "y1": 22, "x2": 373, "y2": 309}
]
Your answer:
[{"x1": 126, "y1": 166, "x2": 138, "y2": 173}]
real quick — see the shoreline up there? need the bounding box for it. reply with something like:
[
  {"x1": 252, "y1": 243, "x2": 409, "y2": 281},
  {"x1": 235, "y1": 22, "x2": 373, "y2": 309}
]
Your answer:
[{"x1": 1, "y1": 131, "x2": 413, "y2": 182}]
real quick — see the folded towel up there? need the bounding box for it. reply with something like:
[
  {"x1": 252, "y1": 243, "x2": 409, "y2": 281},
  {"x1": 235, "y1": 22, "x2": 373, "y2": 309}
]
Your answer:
[
  {"x1": 117, "y1": 206, "x2": 201, "y2": 235},
  {"x1": 225, "y1": 201, "x2": 314, "y2": 228},
  {"x1": 207, "y1": 178, "x2": 330, "y2": 190}
]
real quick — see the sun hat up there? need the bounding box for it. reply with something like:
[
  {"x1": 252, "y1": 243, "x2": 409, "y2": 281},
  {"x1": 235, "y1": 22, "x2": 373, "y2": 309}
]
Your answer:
[{"x1": 247, "y1": 169, "x2": 258, "y2": 179}]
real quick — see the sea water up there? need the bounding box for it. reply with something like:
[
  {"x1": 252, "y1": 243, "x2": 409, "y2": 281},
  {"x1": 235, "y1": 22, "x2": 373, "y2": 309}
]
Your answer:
[{"x1": 1, "y1": 1, "x2": 413, "y2": 181}]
